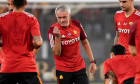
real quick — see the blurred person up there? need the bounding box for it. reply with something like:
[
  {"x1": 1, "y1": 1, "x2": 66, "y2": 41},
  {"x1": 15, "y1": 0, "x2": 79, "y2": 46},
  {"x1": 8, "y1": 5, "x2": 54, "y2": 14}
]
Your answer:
[
  {"x1": 0, "y1": 0, "x2": 14, "y2": 71},
  {"x1": 48, "y1": 5, "x2": 96, "y2": 84},
  {"x1": 114, "y1": 0, "x2": 140, "y2": 58},
  {"x1": 104, "y1": 45, "x2": 136, "y2": 84},
  {"x1": 0, "y1": 0, "x2": 43, "y2": 84},
  {"x1": 129, "y1": 20, "x2": 140, "y2": 84}
]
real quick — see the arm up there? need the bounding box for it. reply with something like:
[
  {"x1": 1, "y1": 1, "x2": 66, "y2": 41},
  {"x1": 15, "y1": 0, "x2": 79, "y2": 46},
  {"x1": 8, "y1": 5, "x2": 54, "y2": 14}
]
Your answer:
[
  {"x1": 52, "y1": 26, "x2": 61, "y2": 56},
  {"x1": 104, "y1": 79, "x2": 109, "y2": 84},
  {"x1": 114, "y1": 31, "x2": 119, "y2": 45},
  {"x1": 33, "y1": 36, "x2": 43, "y2": 56},
  {"x1": 106, "y1": 71, "x2": 117, "y2": 84},
  {"x1": 81, "y1": 39, "x2": 96, "y2": 74},
  {"x1": 129, "y1": 45, "x2": 136, "y2": 56}
]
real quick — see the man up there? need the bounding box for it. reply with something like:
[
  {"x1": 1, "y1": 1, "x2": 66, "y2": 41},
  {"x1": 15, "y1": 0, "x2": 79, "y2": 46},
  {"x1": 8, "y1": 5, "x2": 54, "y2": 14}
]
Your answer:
[
  {"x1": 48, "y1": 5, "x2": 96, "y2": 84},
  {"x1": 104, "y1": 45, "x2": 136, "y2": 84},
  {"x1": 0, "y1": 0, "x2": 43, "y2": 84},
  {"x1": 129, "y1": 20, "x2": 140, "y2": 84},
  {"x1": 0, "y1": 0, "x2": 14, "y2": 71},
  {"x1": 114, "y1": 0, "x2": 140, "y2": 58}
]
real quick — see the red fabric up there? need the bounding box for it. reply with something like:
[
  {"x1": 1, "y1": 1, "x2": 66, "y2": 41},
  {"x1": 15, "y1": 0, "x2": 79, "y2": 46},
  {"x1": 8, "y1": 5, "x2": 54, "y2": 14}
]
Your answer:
[
  {"x1": 114, "y1": 9, "x2": 140, "y2": 57},
  {"x1": 129, "y1": 20, "x2": 140, "y2": 83},
  {"x1": 0, "y1": 12, "x2": 40, "y2": 73},
  {"x1": 103, "y1": 55, "x2": 136, "y2": 84},
  {"x1": 48, "y1": 20, "x2": 87, "y2": 72}
]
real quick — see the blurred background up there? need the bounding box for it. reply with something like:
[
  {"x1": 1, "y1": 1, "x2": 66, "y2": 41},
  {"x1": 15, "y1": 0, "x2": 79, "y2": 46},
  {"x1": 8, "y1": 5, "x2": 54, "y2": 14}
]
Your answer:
[{"x1": 0, "y1": 0, "x2": 140, "y2": 84}]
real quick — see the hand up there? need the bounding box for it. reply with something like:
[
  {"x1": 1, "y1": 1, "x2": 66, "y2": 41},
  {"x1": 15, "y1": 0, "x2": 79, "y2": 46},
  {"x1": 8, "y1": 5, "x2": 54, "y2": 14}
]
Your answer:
[
  {"x1": 53, "y1": 26, "x2": 60, "y2": 37},
  {"x1": 89, "y1": 63, "x2": 96, "y2": 75}
]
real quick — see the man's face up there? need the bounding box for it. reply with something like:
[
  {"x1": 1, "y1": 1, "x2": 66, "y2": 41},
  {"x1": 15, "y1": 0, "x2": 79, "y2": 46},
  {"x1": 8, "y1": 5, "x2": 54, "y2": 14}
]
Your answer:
[
  {"x1": 56, "y1": 11, "x2": 71, "y2": 28},
  {"x1": 7, "y1": 0, "x2": 13, "y2": 13},
  {"x1": 119, "y1": 0, "x2": 133, "y2": 11}
]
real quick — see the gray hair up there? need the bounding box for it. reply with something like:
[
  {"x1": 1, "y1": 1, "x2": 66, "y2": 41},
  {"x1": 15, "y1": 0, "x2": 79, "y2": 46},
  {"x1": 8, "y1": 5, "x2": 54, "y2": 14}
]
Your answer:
[{"x1": 55, "y1": 5, "x2": 71, "y2": 15}]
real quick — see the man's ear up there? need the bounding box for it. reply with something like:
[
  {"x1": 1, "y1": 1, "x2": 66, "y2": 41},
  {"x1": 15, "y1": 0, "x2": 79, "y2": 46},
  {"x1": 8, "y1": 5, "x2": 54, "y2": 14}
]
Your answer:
[{"x1": 110, "y1": 52, "x2": 115, "y2": 58}]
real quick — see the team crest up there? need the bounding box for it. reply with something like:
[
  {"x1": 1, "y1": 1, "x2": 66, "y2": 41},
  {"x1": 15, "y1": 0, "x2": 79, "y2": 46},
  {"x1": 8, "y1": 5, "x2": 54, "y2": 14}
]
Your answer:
[
  {"x1": 59, "y1": 75, "x2": 63, "y2": 79},
  {"x1": 129, "y1": 22, "x2": 133, "y2": 26},
  {"x1": 73, "y1": 30, "x2": 77, "y2": 34}
]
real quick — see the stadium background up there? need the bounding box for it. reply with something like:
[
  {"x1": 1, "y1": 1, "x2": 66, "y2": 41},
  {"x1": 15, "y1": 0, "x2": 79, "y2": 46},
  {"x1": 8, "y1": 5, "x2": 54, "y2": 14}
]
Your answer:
[{"x1": 0, "y1": 0, "x2": 140, "y2": 84}]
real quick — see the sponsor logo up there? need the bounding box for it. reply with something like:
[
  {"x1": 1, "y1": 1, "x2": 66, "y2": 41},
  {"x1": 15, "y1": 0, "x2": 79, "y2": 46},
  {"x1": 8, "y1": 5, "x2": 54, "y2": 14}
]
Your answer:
[
  {"x1": 118, "y1": 28, "x2": 130, "y2": 34},
  {"x1": 73, "y1": 30, "x2": 77, "y2": 34},
  {"x1": 61, "y1": 37, "x2": 80, "y2": 45}
]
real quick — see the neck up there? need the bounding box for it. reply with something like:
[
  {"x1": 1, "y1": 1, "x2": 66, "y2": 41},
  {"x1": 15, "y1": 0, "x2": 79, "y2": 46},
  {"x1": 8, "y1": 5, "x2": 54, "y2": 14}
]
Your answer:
[
  {"x1": 13, "y1": 6, "x2": 25, "y2": 12},
  {"x1": 125, "y1": 7, "x2": 135, "y2": 17}
]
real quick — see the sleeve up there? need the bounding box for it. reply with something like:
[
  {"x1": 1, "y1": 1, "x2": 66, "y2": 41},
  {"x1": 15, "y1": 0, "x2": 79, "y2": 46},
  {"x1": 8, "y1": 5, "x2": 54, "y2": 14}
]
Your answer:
[
  {"x1": 129, "y1": 21, "x2": 137, "y2": 46},
  {"x1": 73, "y1": 20, "x2": 87, "y2": 40},
  {"x1": 103, "y1": 60, "x2": 112, "y2": 76},
  {"x1": 114, "y1": 13, "x2": 118, "y2": 31},
  {"x1": 48, "y1": 27, "x2": 55, "y2": 48},
  {"x1": 30, "y1": 16, "x2": 40, "y2": 36},
  {"x1": 80, "y1": 24, "x2": 87, "y2": 40}
]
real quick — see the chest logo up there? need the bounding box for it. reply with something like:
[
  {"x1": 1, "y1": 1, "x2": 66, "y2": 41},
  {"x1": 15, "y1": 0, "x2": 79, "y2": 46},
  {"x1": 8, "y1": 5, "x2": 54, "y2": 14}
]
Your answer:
[
  {"x1": 129, "y1": 22, "x2": 133, "y2": 26},
  {"x1": 59, "y1": 75, "x2": 63, "y2": 79},
  {"x1": 62, "y1": 35, "x2": 65, "y2": 38},
  {"x1": 73, "y1": 30, "x2": 77, "y2": 34}
]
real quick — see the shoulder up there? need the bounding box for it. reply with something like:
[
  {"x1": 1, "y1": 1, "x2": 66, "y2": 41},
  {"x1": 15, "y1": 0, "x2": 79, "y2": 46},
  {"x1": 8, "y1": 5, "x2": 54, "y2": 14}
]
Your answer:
[
  {"x1": 115, "y1": 10, "x2": 124, "y2": 14},
  {"x1": 115, "y1": 10, "x2": 124, "y2": 16},
  {"x1": 48, "y1": 23, "x2": 58, "y2": 32},
  {"x1": 71, "y1": 19, "x2": 81, "y2": 25},
  {"x1": 134, "y1": 9, "x2": 140, "y2": 17},
  {"x1": 0, "y1": 12, "x2": 10, "y2": 18},
  {"x1": 104, "y1": 59, "x2": 111, "y2": 65},
  {"x1": 24, "y1": 12, "x2": 34, "y2": 18},
  {"x1": 71, "y1": 19, "x2": 83, "y2": 29}
]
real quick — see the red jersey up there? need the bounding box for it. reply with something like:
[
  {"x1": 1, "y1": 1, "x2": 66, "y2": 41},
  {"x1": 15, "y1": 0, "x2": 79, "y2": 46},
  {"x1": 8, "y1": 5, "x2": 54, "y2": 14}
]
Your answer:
[
  {"x1": 0, "y1": 12, "x2": 40, "y2": 73},
  {"x1": 48, "y1": 20, "x2": 87, "y2": 72},
  {"x1": 104, "y1": 55, "x2": 136, "y2": 84},
  {"x1": 114, "y1": 9, "x2": 140, "y2": 57},
  {"x1": 129, "y1": 20, "x2": 140, "y2": 83},
  {"x1": 0, "y1": 12, "x2": 10, "y2": 72}
]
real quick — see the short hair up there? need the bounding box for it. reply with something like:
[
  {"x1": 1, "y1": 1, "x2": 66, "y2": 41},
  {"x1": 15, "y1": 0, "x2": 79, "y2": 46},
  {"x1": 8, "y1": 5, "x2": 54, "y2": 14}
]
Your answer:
[
  {"x1": 12, "y1": 0, "x2": 26, "y2": 9},
  {"x1": 55, "y1": 5, "x2": 71, "y2": 15},
  {"x1": 111, "y1": 44, "x2": 126, "y2": 55}
]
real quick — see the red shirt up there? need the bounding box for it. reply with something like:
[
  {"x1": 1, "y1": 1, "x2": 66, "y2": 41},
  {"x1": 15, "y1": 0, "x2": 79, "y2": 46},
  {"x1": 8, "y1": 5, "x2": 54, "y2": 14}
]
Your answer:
[
  {"x1": 0, "y1": 12, "x2": 40, "y2": 73},
  {"x1": 104, "y1": 55, "x2": 136, "y2": 84},
  {"x1": 48, "y1": 20, "x2": 87, "y2": 72},
  {"x1": 129, "y1": 20, "x2": 140, "y2": 83},
  {"x1": 114, "y1": 9, "x2": 140, "y2": 57},
  {"x1": 0, "y1": 12, "x2": 9, "y2": 65}
]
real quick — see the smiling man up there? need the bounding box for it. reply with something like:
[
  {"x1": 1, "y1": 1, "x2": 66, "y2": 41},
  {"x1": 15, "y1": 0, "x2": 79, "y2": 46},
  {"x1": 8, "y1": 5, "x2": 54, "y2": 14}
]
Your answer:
[{"x1": 48, "y1": 5, "x2": 96, "y2": 84}]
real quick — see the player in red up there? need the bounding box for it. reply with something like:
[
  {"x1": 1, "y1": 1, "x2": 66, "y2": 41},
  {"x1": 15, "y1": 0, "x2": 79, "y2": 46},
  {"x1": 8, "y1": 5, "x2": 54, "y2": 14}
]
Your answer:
[
  {"x1": 114, "y1": 0, "x2": 140, "y2": 58},
  {"x1": 0, "y1": 0, "x2": 14, "y2": 71},
  {"x1": 48, "y1": 5, "x2": 96, "y2": 84},
  {"x1": 0, "y1": 0, "x2": 43, "y2": 84},
  {"x1": 104, "y1": 44, "x2": 136, "y2": 84},
  {"x1": 129, "y1": 20, "x2": 140, "y2": 84}
]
